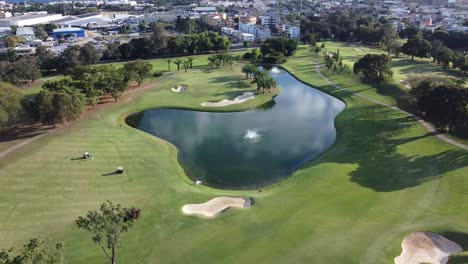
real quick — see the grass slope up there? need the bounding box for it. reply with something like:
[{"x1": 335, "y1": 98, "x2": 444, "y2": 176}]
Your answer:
[{"x1": 0, "y1": 46, "x2": 467, "y2": 264}]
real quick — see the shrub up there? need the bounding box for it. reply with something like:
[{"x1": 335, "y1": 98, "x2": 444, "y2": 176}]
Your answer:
[
  {"x1": 242, "y1": 52, "x2": 253, "y2": 60},
  {"x1": 153, "y1": 71, "x2": 163, "y2": 77},
  {"x1": 263, "y1": 52, "x2": 286, "y2": 64}
]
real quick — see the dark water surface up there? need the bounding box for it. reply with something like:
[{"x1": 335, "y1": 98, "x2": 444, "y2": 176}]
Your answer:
[{"x1": 132, "y1": 67, "x2": 345, "y2": 189}]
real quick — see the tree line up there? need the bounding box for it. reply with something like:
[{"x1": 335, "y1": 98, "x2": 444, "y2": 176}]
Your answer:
[
  {"x1": 103, "y1": 26, "x2": 231, "y2": 61},
  {"x1": 0, "y1": 60, "x2": 154, "y2": 128},
  {"x1": 300, "y1": 10, "x2": 468, "y2": 49}
]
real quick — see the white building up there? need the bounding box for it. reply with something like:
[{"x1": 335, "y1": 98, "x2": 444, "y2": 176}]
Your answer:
[
  {"x1": 259, "y1": 16, "x2": 281, "y2": 27},
  {"x1": 239, "y1": 22, "x2": 271, "y2": 40},
  {"x1": 286, "y1": 25, "x2": 300, "y2": 39},
  {"x1": 240, "y1": 33, "x2": 254, "y2": 42},
  {"x1": 0, "y1": 13, "x2": 63, "y2": 27}
]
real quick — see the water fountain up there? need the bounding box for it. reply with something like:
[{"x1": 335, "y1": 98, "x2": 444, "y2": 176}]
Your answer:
[
  {"x1": 243, "y1": 129, "x2": 262, "y2": 143},
  {"x1": 271, "y1": 67, "x2": 281, "y2": 74}
]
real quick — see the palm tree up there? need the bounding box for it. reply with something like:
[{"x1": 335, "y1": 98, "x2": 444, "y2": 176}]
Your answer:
[
  {"x1": 251, "y1": 70, "x2": 275, "y2": 93},
  {"x1": 183, "y1": 60, "x2": 189, "y2": 72},
  {"x1": 207, "y1": 56, "x2": 217, "y2": 70},
  {"x1": 166, "y1": 58, "x2": 171, "y2": 71},
  {"x1": 263, "y1": 75, "x2": 277, "y2": 93},
  {"x1": 241, "y1": 64, "x2": 257, "y2": 79},
  {"x1": 173, "y1": 58, "x2": 183, "y2": 71},
  {"x1": 186, "y1": 57, "x2": 194, "y2": 69}
]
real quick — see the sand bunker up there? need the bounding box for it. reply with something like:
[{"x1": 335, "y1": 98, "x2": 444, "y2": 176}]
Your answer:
[
  {"x1": 201, "y1": 92, "x2": 255, "y2": 107},
  {"x1": 171, "y1": 85, "x2": 187, "y2": 93},
  {"x1": 395, "y1": 231, "x2": 463, "y2": 264},
  {"x1": 182, "y1": 196, "x2": 252, "y2": 217}
]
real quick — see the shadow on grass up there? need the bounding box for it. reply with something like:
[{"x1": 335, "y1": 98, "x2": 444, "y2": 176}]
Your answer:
[
  {"x1": 439, "y1": 231, "x2": 468, "y2": 249},
  {"x1": 208, "y1": 76, "x2": 244, "y2": 84},
  {"x1": 303, "y1": 102, "x2": 468, "y2": 192},
  {"x1": 70, "y1": 157, "x2": 86, "y2": 161},
  {"x1": 441, "y1": 231, "x2": 468, "y2": 264},
  {"x1": 448, "y1": 255, "x2": 468, "y2": 264},
  {"x1": 102, "y1": 172, "x2": 120, "y2": 176}
]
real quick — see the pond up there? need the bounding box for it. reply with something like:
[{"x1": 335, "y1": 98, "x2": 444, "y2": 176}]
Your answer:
[{"x1": 130, "y1": 67, "x2": 345, "y2": 189}]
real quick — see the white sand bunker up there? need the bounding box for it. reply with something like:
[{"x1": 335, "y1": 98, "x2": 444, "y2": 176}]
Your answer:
[
  {"x1": 395, "y1": 231, "x2": 463, "y2": 264},
  {"x1": 182, "y1": 196, "x2": 252, "y2": 217},
  {"x1": 201, "y1": 92, "x2": 255, "y2": 107},
  {"x1": 171, "y1": 85, "x2": 187, "y2": 93}
]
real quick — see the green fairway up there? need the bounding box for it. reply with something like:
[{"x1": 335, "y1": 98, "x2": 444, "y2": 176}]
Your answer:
[{"x1": 0, "y1": 46, "x2": 467, "y2": 264}]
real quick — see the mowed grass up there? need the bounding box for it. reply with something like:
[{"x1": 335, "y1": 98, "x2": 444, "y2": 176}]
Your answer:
[{"x1": 0, "y1": 46, "x2": 467, "y2": 264}]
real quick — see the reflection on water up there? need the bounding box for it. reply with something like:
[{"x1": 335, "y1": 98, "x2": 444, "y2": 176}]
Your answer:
[{"x1": 135, "y1": 67, "x2": 345, "y2": 189}]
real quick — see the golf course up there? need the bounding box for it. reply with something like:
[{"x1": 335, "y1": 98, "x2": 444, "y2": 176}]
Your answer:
[{"x1": 0, "y1": 43, "x2": 467, "y2": 263}]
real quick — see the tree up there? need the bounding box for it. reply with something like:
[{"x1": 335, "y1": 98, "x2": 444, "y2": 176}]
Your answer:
[
  {"x1": 60, "y1": 45, "x2": 82, "y2": 70},
  {"x1": 7, "y1": 56, "x2": 42, "y2": 84},
  {"x1": 138, "y1": 21, "x2": 148, "y2": 32},
  {"x1": 165, "y1": 58, "x2": 171, "y2": 71},
  {"x1": 251, "y1": 70, "x2": 276, "y2": 93},
  {"x1": 353, "y1": 54, "x2": 393, "y2": 85},
  {"x1": 207, "y1": 55, "x2": 219, "y2": 70},
  {"x1": 380, "y1": 28, "x2": 402, "y2": 56},
  {"x1": 76, "y1": 201, "x2": 141, "y2": 264},
  {"x1": 123, "y1": 60, "x2": 153, "y2": 86},
  {"x1": 251, "y1": 48, "x2": 261, "y2": 61},
  {"x1": 4, "y1": 36, "x2": 24, "y2": 48},
  {"x1": 34, "y1": 26, "x2": 48, "y2": 40},
  {"x1": 401, "y1": 36, "x2": 432, "y2": 60},
  {"x1": 182, "y1": 59, "x2": 189, "y2": 72},
  {"x1": 118, "y1": 25, "x2": 130, "y2": 34},
  {"x1": 44, "y1": 23, "x2": 58, "y2": 33},
  {"x1": 36, "y1": 46, "x2": 58, "y2": 73},
  {"x1": 411, "y1": 79, "x2": 468, "y2": 134},
  {"x1": 0, "y1": 237, "x2": 64, "y2": 264},
  {"x1": 151, "y1": 24, "x2": 168, "y2": 52},
  {"x1": 79, "y1": 44, "x2": 101, "y2": 65},
  {"x1": 436, "y1": 47, "x2": 454, "y2": 68},
  {"x1": 173, "y1": 58, "x2": 183, "y2": 71},
  {"x1": 33, "y1": 79, "x2": 86, "y2": 124},
  {"x1": 260, "y1": 37, "x2": 298, "y2": 57},
  {"x1": 186, "y1": 57, "x2": 194, "y2": 69},
  {"x1": 430, "y1": 39, "x2": 444, "y2": 63},
  {"x1": 109, "y1": 70, "x2": 129, "y2": 102},
  {"x1": 241, "y1": 64, "x2": 257, "y2": 79},
  {"x1": 243, "y1": 41, "x2": 251, "y2": 50},
  {"x1": 0, "y1": 82, "x2": 23, "y2": 127},
  {"x1": 307, "y1": 34, "x2": 317, "y2": 46},
  {"x1": 452, "y1": 52, "x2": 466, "y2": 70}
]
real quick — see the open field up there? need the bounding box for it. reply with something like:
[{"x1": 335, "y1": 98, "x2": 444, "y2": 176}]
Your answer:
[{"x1": 0, "y1": 45, "x2": 467, "y2": 263}]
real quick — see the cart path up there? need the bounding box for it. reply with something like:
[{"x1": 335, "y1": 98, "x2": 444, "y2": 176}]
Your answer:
[{"x1": 315, "y1": 63, "x2": 468, "y2": 151}]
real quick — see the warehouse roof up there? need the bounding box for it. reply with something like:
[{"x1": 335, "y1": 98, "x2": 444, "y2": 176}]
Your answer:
[
  {"x1": 0, "y1": 13, "x2": 62, "y2": 22},
  {"x1": 53, "y1": 27, "x2": 85, "y2": 33},
  {"x1": 16, "y1": 27, "x2": 34, "y2": 36}
]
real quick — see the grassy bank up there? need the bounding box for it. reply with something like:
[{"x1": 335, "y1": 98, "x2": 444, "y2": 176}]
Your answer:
[{"x1": 0, "y1": 46, "x2": 466, "y2": 264}]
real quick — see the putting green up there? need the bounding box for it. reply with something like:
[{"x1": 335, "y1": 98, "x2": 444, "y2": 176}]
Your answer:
[{"x1": 0, "y1": 46, "x2": 467, "y2": 264}]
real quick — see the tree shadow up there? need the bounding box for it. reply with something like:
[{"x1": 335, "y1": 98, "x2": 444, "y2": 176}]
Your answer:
[
  {"x1": 0, "y1": 124, "x2": 49, "y2": 143},
  {"x1": 224, "y1": 81, "x2": 251, "y2": 89},
  {"x1": 439, "y1": 231, "x2": 468, "y2": 249},
  {"x1": 303, "y1": 103, "x2": 468, "y2": 192},
  {"x1": 213, "y1": 91, "x2": 251, "y2": 99},
  {"x1": 208, "y1": 76, "x2": 244, "y2": 84},
  {"x1": 448, "y1": 255, "x2": 468, "y2": 264}
]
